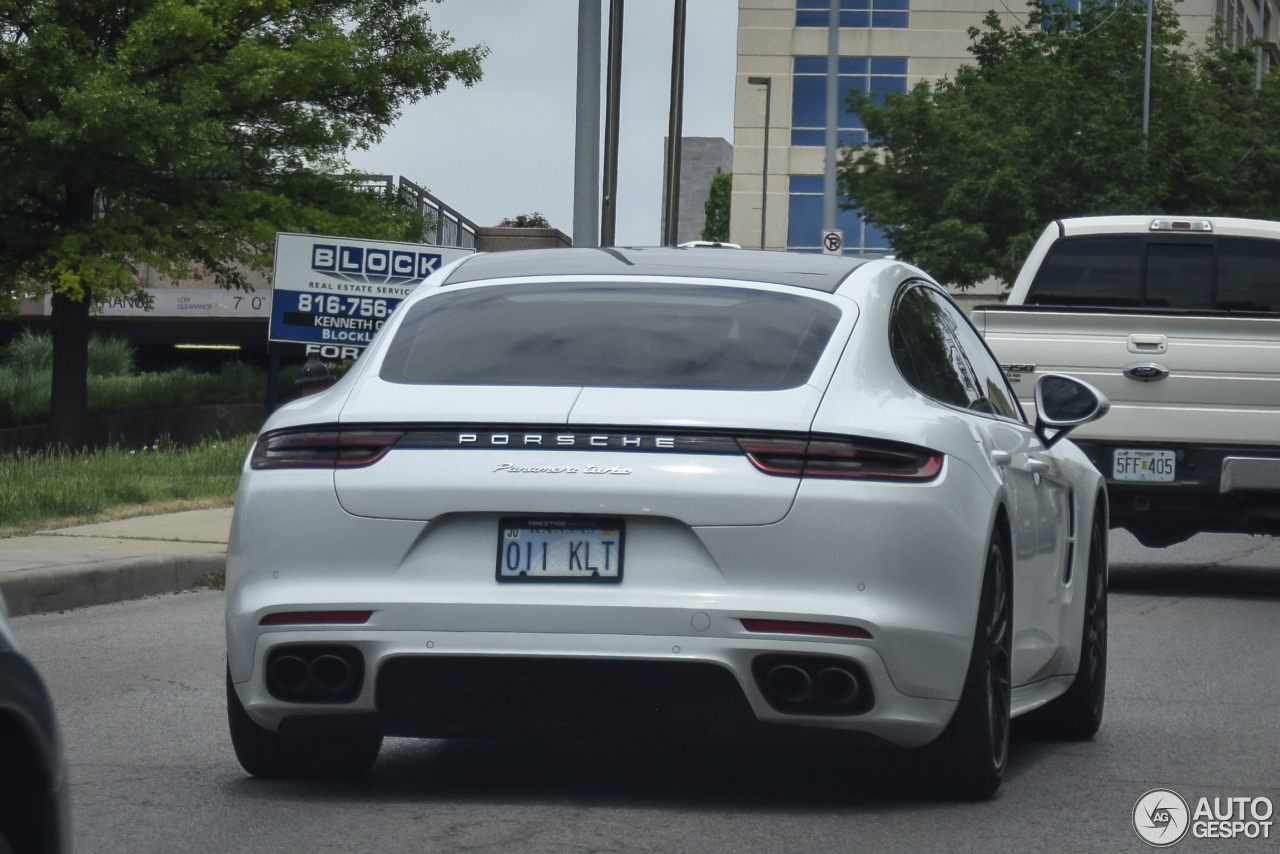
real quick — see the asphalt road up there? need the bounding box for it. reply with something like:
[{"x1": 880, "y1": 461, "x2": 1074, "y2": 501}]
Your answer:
[{"x1": 13, "y1": 530, "x2": 1280, "y2": 854}]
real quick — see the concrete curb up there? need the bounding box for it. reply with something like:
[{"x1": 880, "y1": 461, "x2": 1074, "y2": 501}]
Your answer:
[{"x1": 1, "y1": 554, "x2": 225, "y2": 617}]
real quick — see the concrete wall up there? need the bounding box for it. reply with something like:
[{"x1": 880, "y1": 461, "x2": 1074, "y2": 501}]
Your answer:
[
  {"x1": 661, "y1": 137, "x2": 735, "y2": 244},
  {"x1": 474, "y1": 227, "x2": 573, "y2": 252}
]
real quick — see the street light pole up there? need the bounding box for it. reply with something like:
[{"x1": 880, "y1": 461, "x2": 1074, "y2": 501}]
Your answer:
[
  {"x1": 748, "y1": 76, "x2": 772, "y2": 250},
  {"x1": 1142, "y1": 0, "x2": 1152, "y2": 147},
  {"x1": 823, "y1": 1, "x2": 840, "y2": 232},
  {"x1": 573, "y1": 0, "x2": 602, "y2": 248},
  {"x1": 600, "y1": 0, "x2": 624, "y2": 248},
  {"x1": 661, "y1": 0, "x2": 688, "y2": 247}
]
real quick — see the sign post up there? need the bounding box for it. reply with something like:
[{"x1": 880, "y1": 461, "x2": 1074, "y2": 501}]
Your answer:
[{"x1": 821, "y1": 229, "x2": 844, "y2": 256}]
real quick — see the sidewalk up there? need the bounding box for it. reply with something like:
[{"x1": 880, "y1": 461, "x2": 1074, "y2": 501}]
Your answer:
[{"x1": 0, "y1": 508, "x2": 231, "y2": 616}]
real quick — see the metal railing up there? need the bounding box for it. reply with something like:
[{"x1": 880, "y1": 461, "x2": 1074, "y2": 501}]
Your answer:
[{"x1": 337, "y1": 175, "x2": 478, "y2": 250}]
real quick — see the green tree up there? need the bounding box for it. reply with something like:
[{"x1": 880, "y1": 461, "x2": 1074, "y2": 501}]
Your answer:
[
  {"x1": 0, "y1": 0, "x2": 485, "y2": 444},
  {"x1": 839, "y1": 0, "x2": 1279, "y2": 287},
  {"x1": 701, "y1": 167, "x2": 732, "y2": 242}
]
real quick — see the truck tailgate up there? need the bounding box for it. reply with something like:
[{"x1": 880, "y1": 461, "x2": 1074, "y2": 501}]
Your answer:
[{"x1": 975, "y1": 307, "x2": 1280, "y2": 446}]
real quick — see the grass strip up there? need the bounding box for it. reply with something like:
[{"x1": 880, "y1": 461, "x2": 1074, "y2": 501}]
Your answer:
[{"x1": 0, "y1": 433, "x2": 254, "y2": 528}]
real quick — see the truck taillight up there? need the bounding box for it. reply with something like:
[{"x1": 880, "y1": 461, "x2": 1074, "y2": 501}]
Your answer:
[
  {"x1": 738, "y1": 435, "x2": 942, "y2": 482},
  {"x1": 250, "y1": 427, "x2": 403, "y2": 469}
]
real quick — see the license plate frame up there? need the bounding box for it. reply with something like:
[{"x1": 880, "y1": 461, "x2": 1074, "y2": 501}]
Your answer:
[
  {"x1": 1112, "y1": 449, "x2": 1176, "y2": 483},
  {"x1": 496, "y1": 517, "x2": 626, "y2": 583}
]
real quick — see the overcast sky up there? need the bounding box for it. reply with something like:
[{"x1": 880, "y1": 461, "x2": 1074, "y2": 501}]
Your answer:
[{"x1": 345, "y1": 0, "x2": 740, "y2": 246}]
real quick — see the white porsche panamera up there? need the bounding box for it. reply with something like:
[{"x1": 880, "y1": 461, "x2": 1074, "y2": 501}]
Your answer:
[{"x1": 226, "y1": 247, "x2": 1111, "y2": 798}]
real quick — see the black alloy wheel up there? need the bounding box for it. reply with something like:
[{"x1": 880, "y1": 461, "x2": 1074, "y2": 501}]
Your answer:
[
  {"x1": 1018, "y1": 508, "x2": 1108, "y2": 739},
  {"x1": 983, "y1": 541, "x2": 1012, "y2": 768},
  {"x1": 914, "y1": 531, "x2": 1012, "y2": 799}
]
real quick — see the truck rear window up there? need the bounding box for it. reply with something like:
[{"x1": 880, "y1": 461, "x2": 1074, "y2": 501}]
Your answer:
[
  {"x1": 378, "y1": 282, "x2": 844, "y2": 390},
  {"x1": 1029, "y1": 236, "x2": 1280, "y2": 312},
  {"x1": 1027, "y1": 238, "x2": 1141, "y2": 307}
]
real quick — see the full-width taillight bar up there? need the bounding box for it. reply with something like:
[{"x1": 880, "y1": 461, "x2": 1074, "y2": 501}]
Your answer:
[
  {"x1": 250, "y1": 427, "x2": 404, "y2": 469},
  {"x1": 736, "y1": 434, "x2": 942, "y2": 482}
]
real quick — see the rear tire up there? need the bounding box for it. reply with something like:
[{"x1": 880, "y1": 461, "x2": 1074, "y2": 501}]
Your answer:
[
  {"x1": 1018, "y1": 511, "x2": 1107, "y2": 740},
  {"x1": 915, "y1": 532, "x2": 1012, "y2": 799},
  {"x1": 226, "y1": 666, "x2": 383, "y2": 779}
]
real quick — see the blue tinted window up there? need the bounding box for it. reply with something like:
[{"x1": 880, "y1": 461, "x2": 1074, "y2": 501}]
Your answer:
[
  {"x1": 787, "y1": 175, "x2": 893, "y2": 255},
  {"x1": 870, "y1": 57, "x2": 908, "y2": 74},
  {"x1": 872, "y1": 11, "x2": 909, "y2": 27},
  {"x1": 792, "y1": 75, "x2": 827, "y2": 128},
  {"x1": 790, "y1": 175, "x2": 825, "y2": 193},
  {"x1": 796, "y1": 0, "x2": 910, "y2": 28},
  {"x1": 791, "y1": 55, "x2": 908, "y2": 147}
]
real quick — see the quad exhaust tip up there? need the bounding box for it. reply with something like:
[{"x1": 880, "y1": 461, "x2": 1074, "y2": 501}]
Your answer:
[
  {"x1": 266, "y1": 646, "x2": 363, "y2": 702},
  {"x1": 755, "y1": 656, "x2": 870, "y2": 715}
]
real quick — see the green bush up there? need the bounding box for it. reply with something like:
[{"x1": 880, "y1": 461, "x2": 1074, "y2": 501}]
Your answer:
[{"x1": 3, "y1": 330, "x2": 135, "y2": 377}]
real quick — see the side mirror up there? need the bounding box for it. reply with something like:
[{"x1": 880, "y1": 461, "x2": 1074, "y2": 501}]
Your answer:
[{"x1": 1034, "y1": 374, "x2": 1110, "y2": 447}]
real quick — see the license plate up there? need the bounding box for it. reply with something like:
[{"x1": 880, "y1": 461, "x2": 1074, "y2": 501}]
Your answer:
[
  {"x1": 1113, "y1": 449, "x2": 1176, "y2": 482},
  {"x1": 496, "y1": 517, "x2": 625, "y2": 583}
]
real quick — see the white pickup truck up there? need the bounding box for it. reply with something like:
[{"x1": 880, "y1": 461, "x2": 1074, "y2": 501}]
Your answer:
[{"x1": 972, "y1": 215, "x2": 1280, "y2": 547}]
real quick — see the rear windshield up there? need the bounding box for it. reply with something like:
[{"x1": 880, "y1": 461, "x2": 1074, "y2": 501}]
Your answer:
[
  {"x1": 378, "y1": 282, "x2": 844, "y2": 390},
  {"x1": 1028, "y1": 236, "x2": 1279, "y2": 312}
]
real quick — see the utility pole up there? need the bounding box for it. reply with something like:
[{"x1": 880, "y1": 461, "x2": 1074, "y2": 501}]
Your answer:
[
  {"x1": 573, "y1": 0, "x2": 602, "y2": 248},
  {"x1": 823, "y1": 1, "x2": 840, "y2": 232},
  {"x1": 600, "y1": 0, "x2": 624, "y2": 248},
  {"x1": 748, "y1": 77, "x2": 773, "y2": 250},
  {"x1": 1142, "y1": 0, "x2": 1152, "y2": 147},
  {"x1": 661, "y1": 0, "x2": 688, "y2": 246}
]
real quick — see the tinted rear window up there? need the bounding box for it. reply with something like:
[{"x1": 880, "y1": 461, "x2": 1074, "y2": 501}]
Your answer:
[
  {"x1": 1146, "y1": 243, "x2": 1213, "y2": 309},
  {"x1": 379, "y1": 283, "x2": 844, "y2": 390},
  {"x1": 1029, "y1": 235, "x2": 1280, "y2": 312},
  {"x1": 1028, "y1": 237, "x2": 1141, "y2": 307},
  {"x1": 1218, "y1": 239, "x2": 1280, "y2": 312}
]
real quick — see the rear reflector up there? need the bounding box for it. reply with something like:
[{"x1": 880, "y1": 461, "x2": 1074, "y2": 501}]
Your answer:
[
  {"x1": 260, "y1": 611, "x2": 373, "y2": 626},
  {"x1": 741, "y1": 619, "x2": 872, "y2": 639},
  {"x1": 738, "y1": 434, "x2": 942, "y2": 482},
  {"x1": 250, "y1": 427, "x2": 403, "y2": 469}
]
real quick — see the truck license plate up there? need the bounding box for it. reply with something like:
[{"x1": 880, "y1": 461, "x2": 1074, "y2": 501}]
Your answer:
[{"x1": 1113, "y1": 449, "x2": 1176, "y2": 482}]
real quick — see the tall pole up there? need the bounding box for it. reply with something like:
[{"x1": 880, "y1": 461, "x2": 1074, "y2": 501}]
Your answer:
[
  {"x1": 661, "y1": 0, "x2": 688, "y2": 246},
  {"x1": 748, "y1": 77, "x2": 772, "y2": 250},
  {"x1": 1142, "y1": 0, "x2": 1152, "y2": 148},
  {"x1": 1255, "y1": 1, "x2": 1264, "y2": 90},
  {"x1": 600, "y1": 0, "x2": 624, "y2": 248},
  {"x1": 823, "y1": 1, "x2": 840, "y2": 232},
  {"x1": 573, "y1": 0, "x2": 602, "y2": 248}
]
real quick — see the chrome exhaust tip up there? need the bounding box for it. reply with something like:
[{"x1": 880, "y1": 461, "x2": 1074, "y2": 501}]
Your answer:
[
  {"x1": 812, "y1": 667, "x2": 860, "y2": 705},
  {"x1": 765, "y1": 664, "x2": 813, "y2": 703},
  {"x1": 309, "y1": 654, "x2": 356, "y2": 695},
  {"x1": 268, "y1": 655, "x2": 310, "y2": 694}
]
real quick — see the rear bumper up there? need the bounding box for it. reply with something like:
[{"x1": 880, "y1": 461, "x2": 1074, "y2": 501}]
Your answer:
[
  {"x1": 232, "y1": 628, "x2": 957, "y2": 749},
  {"x1": 1073, "y1": 441, "x2": 1280, "y2": 535}
]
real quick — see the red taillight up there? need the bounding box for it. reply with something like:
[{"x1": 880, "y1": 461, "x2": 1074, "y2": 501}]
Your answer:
[
  {"x1": 737, "y1": 434, "x2": 941, "y2": 482},
  {"x1": 250, "y1": 427, "x2": 403, "y2": 469},
  {"x1": 259, "y1": 610, "x2": 373, "y2": 626},
  {"x1": 736, "y1": 436, "x2": 808, "y2": 476},
  {"x1": 741, "y1": 619, "x2": 872, "y2": 639}
]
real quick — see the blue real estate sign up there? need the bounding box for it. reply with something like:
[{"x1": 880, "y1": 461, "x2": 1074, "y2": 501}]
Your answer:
[{"x1": 269, "y1": 232, "x2": 472, "y2": 358}]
